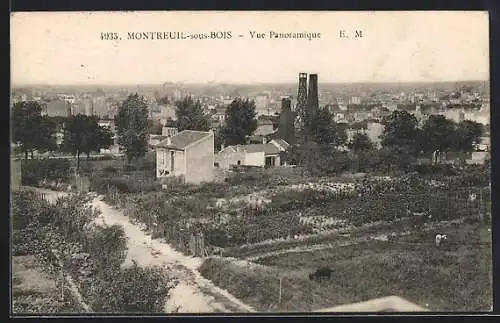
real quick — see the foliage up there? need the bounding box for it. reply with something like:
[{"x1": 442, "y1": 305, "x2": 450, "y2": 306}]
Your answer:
[
  {"x1": 84, "y1": 225, "x2": 128, "y2": 271},
  {"x1": 91, "y1": 261, "x2": 173, "y2": 313},
  {"x1": 174, "y1": 96, "x2": 211, "y2": 131},
  {"x1": 62, "y1": 114, "x2": 113, "y2": 172},
  {"x1": 381, "y1": 110, "x2": 420, "y2": 153},
  {"x1": 348, "y1": 132, "x2": 374, "y2": 153},
  {"x1": 21, "y1": 158, "x2": 71, "y2": 186},
  {"x1": 419, "y1": 115, "x2": 456, "y2": 153},
  {"x1": 455, "y1": 120, "x2": 484, "y2": 151},
  {"x1": 89, "y1": 174, "x2": 161, "y2": 194},
  {"x1": 214, "y1": 126, "x2": 225, "y2": 151},
  {"x1": 11, "y1": 190, "x2": 174, "y2": 314},
  {"x1": 312, "y1": 108, "x2": 347, "y2": 146},
  {"x1": 148, "y1": 119, "x2": 163, "y2": 135},
  {"x1": 115, "y1": 93, "x2": 149, "y2": 163},
  {"x1": 306, "y1": 145, "x2": 350, "y2": 176},
  {"x1": 11, "y1": 101, "x2": 57, "y2": 159},
  {"x1": 222, "y1": 98, "x2": 257, "y2": 145}
]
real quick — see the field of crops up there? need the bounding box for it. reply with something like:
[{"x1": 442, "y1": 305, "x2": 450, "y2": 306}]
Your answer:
[{"x1": 200, "y1": 221, "x2": 492, "y2": 312}]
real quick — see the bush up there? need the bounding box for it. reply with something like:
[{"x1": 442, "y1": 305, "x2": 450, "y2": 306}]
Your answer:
[
  {"x1": 11, "y1": 190, "x2": 176, "y2": 314},
  {"x1": 84, "y1": 225, "x2": 128, "y2": 271},
  {"x1": 412, "y1": 164, "x2": 457, "y2": 176},
  {"x1": 21, "y1": 159, "x2": 71, "y2": 186},
  {"x1": 90, "y1": 261, "x2": 174, "y2": 313},
  {"x1": 102, "y1": 166, "x2": 119, "y2": 175},
  {"x1": 90, "y1": 175, "x2": 161, "y2": 194}
]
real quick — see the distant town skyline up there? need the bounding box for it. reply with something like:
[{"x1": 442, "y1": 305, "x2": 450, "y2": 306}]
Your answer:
[{"x1": 11, "y1": 11, "x2": 489, "y2": 85}]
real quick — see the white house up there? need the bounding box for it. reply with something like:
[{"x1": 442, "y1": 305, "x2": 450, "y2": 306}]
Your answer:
[
  {"x1": 155, "y1": 130, "x2": 214, "y2": 185},
  {"x1": 215, "y1": 143, "x2": 282, "y2": 169}
]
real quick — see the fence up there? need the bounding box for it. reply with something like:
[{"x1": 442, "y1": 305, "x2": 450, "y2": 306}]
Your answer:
[
  {"x1": 161, "y1": 224, "x2": 206, "y2": 257},
  {"x1": 74, "y1": 175, "x2": 90, "y2": 193}
]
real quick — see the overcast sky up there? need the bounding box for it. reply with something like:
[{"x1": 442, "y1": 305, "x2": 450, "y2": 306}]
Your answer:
[{"x1": 11, "y1": 11, "x2": 489, "y2": 85}]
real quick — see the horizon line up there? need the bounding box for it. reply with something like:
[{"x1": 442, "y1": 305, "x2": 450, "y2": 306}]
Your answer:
[{"x1": 11, "y1": 79, "x2": 490, "y2": 88}]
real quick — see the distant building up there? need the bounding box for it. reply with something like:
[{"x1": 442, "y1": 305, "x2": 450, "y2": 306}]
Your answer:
[
  {"x1": 75, "y1": 98, "x2": 93, "y2": 115},
  {"x1": 57, "y1": 94, "x2": 76, "y2": 104},
  {"x1": 349, "y1": 96, "x2": 361, "y2": 105},
  {"x1": 45, "y1": 99, "x2": 71, "y2": 117},
  {"x1": 336, "y1": 97, "x2": 348, "y2": 111},
  {"x1": 255, "y1": 95, "x2": 270, "y2": 115},
  {"x1": 253, "y1": 117, "x2": 276, "y2": 137},
  {"x1": 366, "y1": 121, "x2": 385, "y2": 148},
  {"x1": 155, "y1": 130, "x2": 214, "y2": 185},
  {"x1": 467, "y1": 152, "x2": 489, "y2": 165},
  {"x1": 160, "y1": 105, "x2": 177, "y2": 120}
]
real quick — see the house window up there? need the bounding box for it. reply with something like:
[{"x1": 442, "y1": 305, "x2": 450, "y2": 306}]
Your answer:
[
  {"x1": 159, "y1": 150, "x2": 165, "y2": 165},
  {"x1": 170, "y1": 151, "x2": 175, "y2": 172},
  {"x1": 237, "y1": 160, "x2": 241, "y2": 165}
]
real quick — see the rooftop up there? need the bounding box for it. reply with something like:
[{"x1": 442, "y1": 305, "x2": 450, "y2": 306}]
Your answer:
[
  {"x1": 156, "y1": 130, "x2": 212, "y2": 150},
  {"x1": 227, "y1": 143, "x2": 280, "y2": 155}
]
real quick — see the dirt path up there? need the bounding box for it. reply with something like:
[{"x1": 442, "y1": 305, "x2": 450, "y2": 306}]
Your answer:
[
  {"x1": 28, "y1": 187, "x2": 254, "y2": 313},
  {"x1": 90, "y1": 198, "x2": 254, "y2": 313}
]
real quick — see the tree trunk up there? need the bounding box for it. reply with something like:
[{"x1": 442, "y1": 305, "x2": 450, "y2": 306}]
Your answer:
[
  {"x1": 30, "y1": 151, "x2": 34, "y2": 159},
  {"x1": 76, "y1": 151, "x2": 81, "y2": 174},
  {"x1": 24, "y1": 150, "x2": 28, "y2": 161}
]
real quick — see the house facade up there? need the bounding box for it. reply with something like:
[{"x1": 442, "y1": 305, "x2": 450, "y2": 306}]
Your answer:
[
  {"x1": 155, "y1": 130, "x2": 214, "y2": 185},
  {"x1": 215, "y1": 143, "x2": 281, "y2": 169}
]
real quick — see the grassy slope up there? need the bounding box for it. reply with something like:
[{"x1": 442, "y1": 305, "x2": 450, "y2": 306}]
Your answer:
[{"x1": 200, "y1": 222, "x2": 492, "y2": 312}]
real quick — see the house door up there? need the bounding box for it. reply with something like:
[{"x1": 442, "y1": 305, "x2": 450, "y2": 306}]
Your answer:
[{"x1": 265, "y1": 156, "x2": 275, "y2": 168}]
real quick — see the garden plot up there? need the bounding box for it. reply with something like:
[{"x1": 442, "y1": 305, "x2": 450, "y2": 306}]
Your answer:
[
  {"x1": 12, "y1": 255, "x2": 82, "y2": 313},
  {"x1": 298, "y1": 215, "x2": 348, "y2": 233},
  {"x1": 201, "y1": 221, "x2": 492, "y2": 312}
]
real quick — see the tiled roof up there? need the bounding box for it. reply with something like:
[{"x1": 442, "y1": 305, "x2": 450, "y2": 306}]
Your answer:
[
  {"x1": 272, "y1": 138, "x2": 290, "y2": 149},
  {"x1": 239, "y1": 143, "x2": 280, "y2": 155},
  {"x1": 156, "y1": 130, "x2": 212, "y2": 150}
]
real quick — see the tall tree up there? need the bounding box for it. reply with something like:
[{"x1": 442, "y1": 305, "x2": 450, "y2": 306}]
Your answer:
[
  {"x1": 11, "y1": 101, "x2": 56, "y2": 160},
  {"x1": 222, "y1": 98, "x2": 257, "y2": 146},
  {"x1": 148, "y1": 119, "x2": 163, "y2": 135},
  {"x1": 174, "y1": 96, "x2": 210, "y2": 131},
  {"x1": 84, "y1": 116, "x2": 114, "y2": 158},
  {"x1": 419, "y1": 115, "x2": 456, "y2": 164},
  {"x1": 381, "y1": 110, "x2": 420, "y2": 152},
  {"x1": 348, "y1": 132, "x2": 374, "y2": 153},
  {"x1": 115, "y1": 93, "x2": 149, "y2": 163},
  {"x1": 62, "y1": 114, "x2": 94, "y2": 172},
  {"x1": 312, "y1": 108, "x2": 347, "y2": 146},
  {"x1": 157, "y1": 95, "x2": 170, "y2": 105},
  {"x1": 34, "y1": 116, "x2": 58, "y2": 154},
  {"x1": 454, "y1": 120, "x2": 484, "y2": 152}
]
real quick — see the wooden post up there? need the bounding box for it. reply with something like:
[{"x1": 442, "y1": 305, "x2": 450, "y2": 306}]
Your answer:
[
  {"x1": 279, "y1": 277, "x2": 282, "y2": 307},
  {"x1": 61, "y1": 266, "x2": 64, "y2": 301}
]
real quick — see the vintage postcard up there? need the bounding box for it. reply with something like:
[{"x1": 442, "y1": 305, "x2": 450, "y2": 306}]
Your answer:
[{"x1": 10, "y1": 11, "x2": 491, "y2": 314}]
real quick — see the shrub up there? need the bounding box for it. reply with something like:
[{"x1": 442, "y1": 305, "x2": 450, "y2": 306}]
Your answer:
[
  {"x1": 84, "y1": 225, "x2": 128, "y2": 271},
  {"x1": 11, "y1": 189, "x2": 53, "y2": 229},
  {"x1": 21, "y1": 159, "x2": 71, "y2": 186},
  {"x1": 90, "y1": 175, "x2": 161, "y2": 194},
  {"x1": 90, "y1": 261, "x2": 174, "y2": 313},
  {"x1": 102, "y1": 166, "x2": 119, "y2": 175}
]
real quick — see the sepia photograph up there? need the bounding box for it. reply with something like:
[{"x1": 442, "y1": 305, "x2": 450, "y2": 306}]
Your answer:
[{"x1": 10, "y1": 11, "x2": 491, "y2": 314}]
